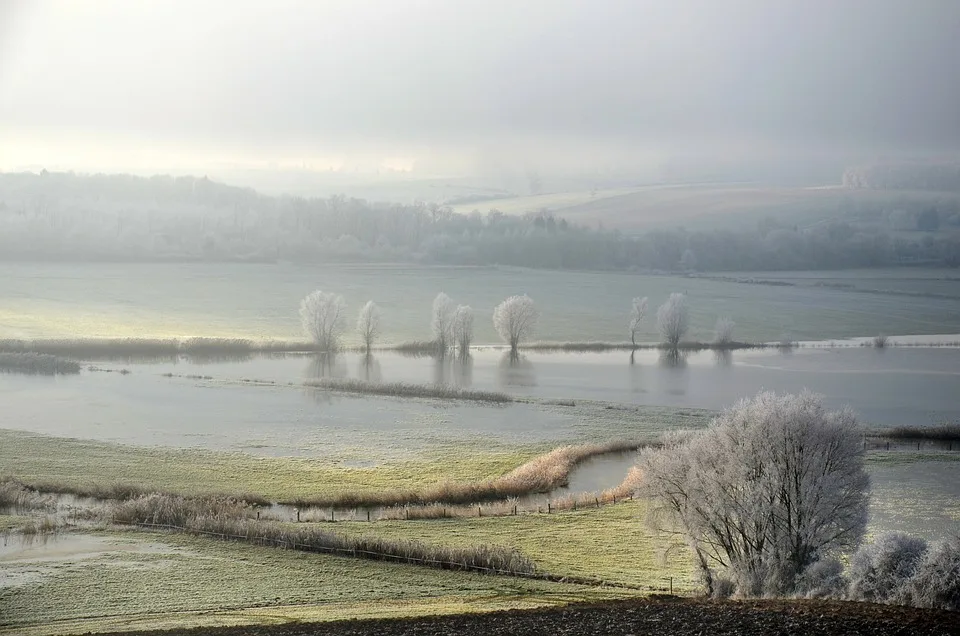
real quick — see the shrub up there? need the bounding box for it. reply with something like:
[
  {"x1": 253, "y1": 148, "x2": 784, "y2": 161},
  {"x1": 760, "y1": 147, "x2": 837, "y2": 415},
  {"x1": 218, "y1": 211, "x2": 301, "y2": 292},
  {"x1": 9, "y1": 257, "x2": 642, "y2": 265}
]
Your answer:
[
  {"x1": 795, "y1": 558, "x2": 847, "y2": 599},
  {"x1": 873, "y1": 334, "x2": 889, "y2": 348},
  {"x1": 656, "y1": 293, "x2": 688, "y2": 347},
  {"x1": 847, "y1": 532, "x2": 929, "y2": 604},
  {"x1": 903, "y1": 537, "x2": 960, "y2": 610}
]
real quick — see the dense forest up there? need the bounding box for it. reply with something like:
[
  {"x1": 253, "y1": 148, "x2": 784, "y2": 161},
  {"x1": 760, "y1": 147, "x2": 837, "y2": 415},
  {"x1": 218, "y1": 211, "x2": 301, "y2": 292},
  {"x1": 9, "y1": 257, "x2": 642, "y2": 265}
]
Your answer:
[{"x1": 1, "y1": 171, "x2": 959, "y2": 271}]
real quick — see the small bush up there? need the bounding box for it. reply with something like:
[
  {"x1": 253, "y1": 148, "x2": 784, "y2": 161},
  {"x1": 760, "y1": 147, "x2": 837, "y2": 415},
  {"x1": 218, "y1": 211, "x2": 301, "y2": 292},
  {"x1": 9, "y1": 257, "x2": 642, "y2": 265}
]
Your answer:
[
  {"x1": 795, "y1": 558, "x2": 847, "y2": 599},
  {"x1": 847, "y1": 532, "x2": 929, "y2": 604},
  {"x1": 873, "y1": 334, "x2": 889, "y2": 348},
  {"x1": 713, "y1": 317, "x2": 736, "y2": 346}
]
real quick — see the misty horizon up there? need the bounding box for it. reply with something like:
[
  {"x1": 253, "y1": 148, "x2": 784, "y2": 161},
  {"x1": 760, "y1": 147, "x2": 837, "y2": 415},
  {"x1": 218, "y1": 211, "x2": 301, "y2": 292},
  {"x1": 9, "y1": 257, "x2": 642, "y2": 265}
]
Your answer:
[{"x1": 3, "y1": 0, "x2": 960, "y2": 179}]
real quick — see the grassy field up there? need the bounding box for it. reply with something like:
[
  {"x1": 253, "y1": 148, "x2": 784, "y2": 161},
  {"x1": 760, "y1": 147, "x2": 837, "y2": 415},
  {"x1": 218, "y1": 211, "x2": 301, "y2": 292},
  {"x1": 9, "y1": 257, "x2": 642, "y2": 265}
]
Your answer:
[
  {"x1": 332, "y1": 500, "x2": 696, "y2": 591},
  {"x1": 0, "y1": 429, "x2": 544, "y2": 503},
  {"x1": 0, "y1": 530, "x2": 634, "y2": 635}
]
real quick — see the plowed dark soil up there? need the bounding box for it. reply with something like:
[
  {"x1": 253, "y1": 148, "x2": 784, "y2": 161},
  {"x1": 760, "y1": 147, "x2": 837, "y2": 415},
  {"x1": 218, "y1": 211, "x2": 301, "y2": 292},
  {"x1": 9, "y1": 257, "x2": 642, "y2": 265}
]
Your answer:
[{"x1": 97, "y1": 597, "x2": 959, "y2": 636}]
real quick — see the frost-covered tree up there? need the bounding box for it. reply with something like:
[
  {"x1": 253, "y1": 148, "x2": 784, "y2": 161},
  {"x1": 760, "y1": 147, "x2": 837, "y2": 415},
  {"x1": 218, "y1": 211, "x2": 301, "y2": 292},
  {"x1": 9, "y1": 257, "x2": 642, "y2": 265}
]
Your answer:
[
  {"x1": 713, "y1": 317, "x2": 735, "y2": 346},
  {"x1": 629, "y1": 296, "x2": 648, "y2": 347},
  {"x1": 493, "y1": 295, "x2": 538, "y2": 355},
  {"x1": 299, "y1": 290, "x2": 346, "y2": 352},
  {"x1": 639, "y1": 391, "x2": 870, "y2": 597},
  {"x1": 431, "y1": 292, "x2": 455, "y2": 355},
  {"x1": 452, "y1": 304, "x2": 474, "y2": 358},
  {"x1": 657, "y1": 293, "x2": 689, "y2": 347},
  {"x1": 356, "y1": 300, "x2": 381, "y2": 353}
]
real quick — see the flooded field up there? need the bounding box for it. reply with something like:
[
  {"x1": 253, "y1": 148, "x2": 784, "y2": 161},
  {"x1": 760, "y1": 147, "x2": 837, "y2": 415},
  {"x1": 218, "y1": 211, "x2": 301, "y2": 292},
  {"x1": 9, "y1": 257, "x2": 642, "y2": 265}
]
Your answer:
[{"x1": 2, "y1": 262, "x2": 959, "y2": 344}]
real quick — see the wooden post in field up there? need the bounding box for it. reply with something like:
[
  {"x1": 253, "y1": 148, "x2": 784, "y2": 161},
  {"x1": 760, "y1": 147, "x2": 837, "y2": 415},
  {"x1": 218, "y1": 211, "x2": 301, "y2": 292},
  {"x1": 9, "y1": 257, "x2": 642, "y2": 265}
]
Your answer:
[
  {"x1": 296, "y1": 508, "x2": 300, "y2": 523},
  {"x1": 367, "y1": 509, "x2": 371, "y2": 522},
  {"x1": 547, "y1": 502, "x2": 552, "y2": 514},
  {"x1": 478, "y1": 506, "x2": 482, "y2": 517},
  {"x1": 331, "y1": 508, "x2": 335, "y2": 522}
]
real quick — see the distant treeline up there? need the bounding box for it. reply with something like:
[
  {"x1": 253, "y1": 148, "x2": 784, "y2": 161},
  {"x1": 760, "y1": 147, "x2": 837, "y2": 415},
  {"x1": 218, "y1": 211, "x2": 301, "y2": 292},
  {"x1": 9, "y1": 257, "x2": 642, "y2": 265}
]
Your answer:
[
  {"x1": 843, "y1": 163, "x2": 960, "y2": 192},
  {"x1": 1, "y1": 171, "x2": 959, "y2": 271}
]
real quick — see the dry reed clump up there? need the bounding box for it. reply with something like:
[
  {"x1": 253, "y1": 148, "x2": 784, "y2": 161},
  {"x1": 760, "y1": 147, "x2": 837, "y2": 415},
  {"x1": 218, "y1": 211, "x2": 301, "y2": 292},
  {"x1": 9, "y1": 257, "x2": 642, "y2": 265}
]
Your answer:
[
  {"x1": 305, "y1": 378, "x2": 513, "y2": 403},
  {"x1": 0, "y1": 352, "x2": 81, "y2": 375},
  {"x1": 110, "y1": 493, "x2": 536, "y2": 575},
  {"x1": 878, "y1": 424, "x2": 960, "y2": 442},
  {"x1": 291, "y1": 441, "x2": 640, "y2": 510},
  {"x1": 10, "y1": 478, "x2": 272, "y2": 507},
  {"x1": 0, "y1": 478, "x2": 56, "y2": 513}
]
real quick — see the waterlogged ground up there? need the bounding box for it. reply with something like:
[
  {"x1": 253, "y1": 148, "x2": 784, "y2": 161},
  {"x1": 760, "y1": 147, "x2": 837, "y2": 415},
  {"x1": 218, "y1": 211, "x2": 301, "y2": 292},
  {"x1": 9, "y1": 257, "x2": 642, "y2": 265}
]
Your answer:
[{"x1": 1, "y1": 262, "x2": 959, "y2": 344}]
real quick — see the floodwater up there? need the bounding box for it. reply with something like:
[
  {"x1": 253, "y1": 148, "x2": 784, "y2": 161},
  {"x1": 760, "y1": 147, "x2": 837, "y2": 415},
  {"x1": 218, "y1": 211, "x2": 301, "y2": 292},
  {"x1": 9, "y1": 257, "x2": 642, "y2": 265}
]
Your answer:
[{"x1": 1, "y1": 346, "x2": 955, "y2": 456}]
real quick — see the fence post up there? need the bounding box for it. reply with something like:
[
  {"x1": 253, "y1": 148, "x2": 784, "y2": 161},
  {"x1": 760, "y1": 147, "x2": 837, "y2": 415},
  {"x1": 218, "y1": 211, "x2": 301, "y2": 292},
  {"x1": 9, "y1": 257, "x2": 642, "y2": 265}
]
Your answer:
[
  {"x1": 595, "y1": 497, "x2": 600, "y2": 509},
  {"x1": 367, "y1": 509, "x2": 371, "y2": 522},
  {"x1": 331, "y1": 508, "x2": 335, "y2": 522},
  {"x1": 669, "y1": 577, "x2": 673, "y2": 594},
  {"x1": 513, "y1": 505, "x2": 517, "y2": 516},
  {"x1": 547, "y1": 502, "x2": 551, "y2": 514},
  {"x1": 296, "y1": 509, "x2": 300, "y2": 523},
  {"x1": 478, "y1": 506, "x2": 482, "y2": 518}
]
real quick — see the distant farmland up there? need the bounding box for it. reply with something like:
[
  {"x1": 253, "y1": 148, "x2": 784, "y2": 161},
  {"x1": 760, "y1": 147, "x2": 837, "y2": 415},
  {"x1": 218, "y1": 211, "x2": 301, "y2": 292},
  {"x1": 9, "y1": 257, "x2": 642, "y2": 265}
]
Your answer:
[{"x1": 452, "y1": 184, "x2": 960, "y2": 234}]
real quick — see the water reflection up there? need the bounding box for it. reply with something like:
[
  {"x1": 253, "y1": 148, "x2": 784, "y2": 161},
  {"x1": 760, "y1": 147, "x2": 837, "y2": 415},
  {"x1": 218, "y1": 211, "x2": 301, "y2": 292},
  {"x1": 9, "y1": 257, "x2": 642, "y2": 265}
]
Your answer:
[
  {"x1": 452, "y1": 355, "x2": 473, "y2": 388},
  {"x1": 498, "y1": 352, "x2": 537, "y2": 387},
  {"x1": 629, "y1": 354, "x2": 645, "y2": 393},
  {"x1": 657, "y1": 349, "x2": 688, "y2": 396},
  {"x1": 305, "y1": 353, "x2": 347, "y2": 379},
  {"x1": 714, "y1": 349, "x2": 733, "y2": 367},
  {"x1": 658, "y1": 349, "x2": 688, "y2": 369},
  {"x1": 357, "y1": 354, "x2": 382, "y2": 383}
]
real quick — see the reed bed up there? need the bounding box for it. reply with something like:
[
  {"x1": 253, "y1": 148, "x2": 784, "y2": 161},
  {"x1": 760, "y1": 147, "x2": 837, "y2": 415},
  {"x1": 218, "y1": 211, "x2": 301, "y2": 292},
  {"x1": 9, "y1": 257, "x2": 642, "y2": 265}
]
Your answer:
[
  {"x1": 0, "y1": 478, "x2": 56, "y2": 513},
  {"x1": 0, "y1": 352, "x2": 81, "y2": 375},
  {"x1": 525, "y1": 341, "x2": 766, "y2": 353},
  {"x1": 111, "y1": 493, "x2": 536, "y2": 575},
  {"x1": 7, "y1": 477, "x2": 272, "y2": 507},
  {"x1": 388, "y1": 340, "x2": 440, "y2": 356},
  {"x1": 305, "y1": 378, "x2": 513, "y2": 403},
  {"x1": 290, "y1": 441, "x2": 640, "y2": 510},
  {"x1": 874, "y1": 424, "x2": 960, "y2": 442}
]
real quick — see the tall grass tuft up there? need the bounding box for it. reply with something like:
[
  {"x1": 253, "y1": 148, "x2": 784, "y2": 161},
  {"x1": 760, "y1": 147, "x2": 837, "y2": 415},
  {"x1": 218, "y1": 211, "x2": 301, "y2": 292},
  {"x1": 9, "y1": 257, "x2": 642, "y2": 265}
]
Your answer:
[
  {"x1": 305, "y1": 378, "x2": 513, "y2": 403},
  {"x1": 0, "y1": 352, "x2": 81, "y2": 375},
  {"x1": 0, "y1": 478, "x2": 55, "y2": 513}
]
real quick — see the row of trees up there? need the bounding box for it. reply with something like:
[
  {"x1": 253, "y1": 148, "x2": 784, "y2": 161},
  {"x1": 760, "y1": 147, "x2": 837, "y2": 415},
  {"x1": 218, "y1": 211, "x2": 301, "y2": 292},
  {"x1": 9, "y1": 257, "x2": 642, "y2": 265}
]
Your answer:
[
  {"x1": 300, "y1": 289, "x2": 733, "y2": 354},
  {"x1": 299, "y1": 290, "x2": 539, "y2": 356},
  {"x1": 3, "y1": 171, "x2": 958, "y2": 270},
  {"x1": 639, "y1": 391, "x2": 960, "y2": 609}
]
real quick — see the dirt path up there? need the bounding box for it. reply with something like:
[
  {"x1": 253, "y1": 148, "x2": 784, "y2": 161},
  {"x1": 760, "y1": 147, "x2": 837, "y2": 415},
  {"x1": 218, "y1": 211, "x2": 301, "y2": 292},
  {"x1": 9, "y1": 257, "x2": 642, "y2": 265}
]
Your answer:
[{"x1": 99, "y1": 597, "x2": 958, "y2": 636}]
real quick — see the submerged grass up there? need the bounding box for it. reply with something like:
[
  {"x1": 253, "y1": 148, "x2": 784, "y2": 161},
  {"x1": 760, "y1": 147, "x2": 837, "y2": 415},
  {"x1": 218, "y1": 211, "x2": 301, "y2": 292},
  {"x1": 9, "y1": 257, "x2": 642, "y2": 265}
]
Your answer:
[
  {"x1": 305, "y1": 378, "x2": 513, "y2": 403},
  {"x1": 0, "y1": 352, "x2": 80, "y2": 375}
]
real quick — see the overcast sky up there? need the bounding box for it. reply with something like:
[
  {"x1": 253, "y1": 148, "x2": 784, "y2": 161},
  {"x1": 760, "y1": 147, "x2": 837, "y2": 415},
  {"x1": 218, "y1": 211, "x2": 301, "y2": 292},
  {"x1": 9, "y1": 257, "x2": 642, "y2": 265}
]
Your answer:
[{"x1": 1, "y1": 0, "x2": 959, "y2": 173}]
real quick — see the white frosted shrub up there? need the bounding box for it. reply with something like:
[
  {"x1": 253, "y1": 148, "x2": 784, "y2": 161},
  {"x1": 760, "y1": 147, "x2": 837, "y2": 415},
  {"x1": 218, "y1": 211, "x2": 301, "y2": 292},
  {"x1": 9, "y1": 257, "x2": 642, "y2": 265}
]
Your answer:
[{"x1": 847, "y1": 532, "x2": 928, "y2": 604}]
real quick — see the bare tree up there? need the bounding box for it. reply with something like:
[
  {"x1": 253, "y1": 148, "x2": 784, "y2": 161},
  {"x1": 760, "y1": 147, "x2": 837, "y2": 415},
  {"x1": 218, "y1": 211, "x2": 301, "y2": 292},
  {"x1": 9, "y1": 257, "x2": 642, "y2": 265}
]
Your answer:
[
  {"x1": 657, "y1": 293, "x2": 689, "y2": 347},
  {"x1": 629, "y1": 296, "x2": 648, "y2": 347},
  {"x1": 299, "y1": 290, "x2": 346, "y2": 352},
  {"x1": 356, "y1": 300, "x2": 381, "y2": 353},
  {"x1": 431, "y1": 292, "x2": 455, "y2": 356},
  {"x1": 713, "y1": 316, "x2": 735, "y2": 346},
  {"x1": 638, "y1": 391, "x2": 870, "y2": 597},
  {"x1": 452, "y1": 304, "x2": 474, "y2": 358},
  {"x1": 493, "y1": 295, "x2": 538, "y2": 356}
]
